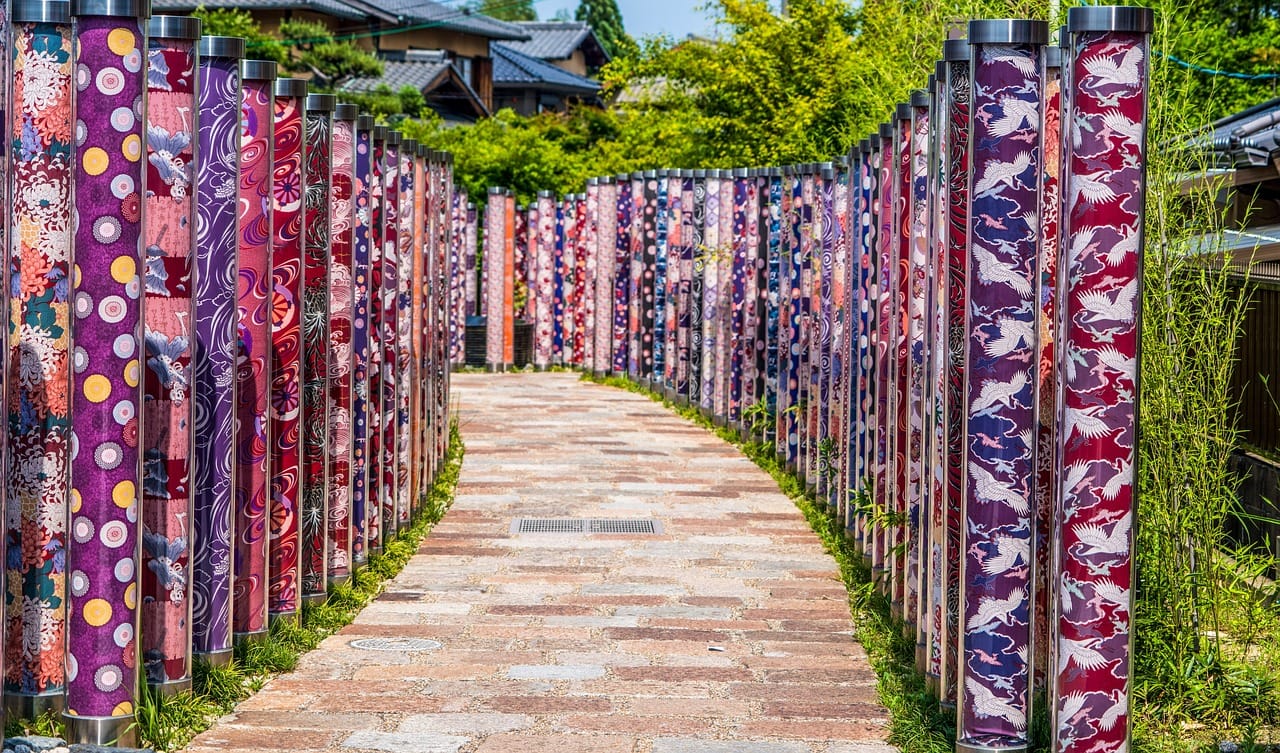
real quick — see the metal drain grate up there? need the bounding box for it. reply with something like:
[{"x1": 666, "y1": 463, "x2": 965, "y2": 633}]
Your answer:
[
  {"x1": 350, "y1": 637, "x2": 443, "y2": 652},
  {"x1": 511, "y1": 518, "x2": 663, "y2": 535}
]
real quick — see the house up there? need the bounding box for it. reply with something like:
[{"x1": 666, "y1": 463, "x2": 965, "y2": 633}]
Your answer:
[
  {"x1": 151, "y1": 0, "x2": 531, "y2": 120},
  {"x1": 489, "y1": 22, "x2": 611, "y2": 116},
  {"x1": 1189, "y1": 97, "x2": 1280, "y2": 564}
]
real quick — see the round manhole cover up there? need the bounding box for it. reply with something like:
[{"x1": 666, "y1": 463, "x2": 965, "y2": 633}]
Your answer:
[{"x1": 349, "y1": 637, "x2": 443, "y2": 652}]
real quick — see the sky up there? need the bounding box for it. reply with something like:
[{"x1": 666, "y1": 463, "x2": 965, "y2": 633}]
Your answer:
[{"x1": 532, "y1": 0, "x2": 713, "y2": 39}]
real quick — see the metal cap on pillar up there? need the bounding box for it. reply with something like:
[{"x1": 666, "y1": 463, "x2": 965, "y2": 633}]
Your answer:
[
  {"x1": 274, "y1": 76, "x2": 307, "y2": 98},
  {"x1": 147, "y1": 12, "x2": 200, "y2": 37},
  {"x1": 197, "y1": 35, "x2": 247, "y2": 59},
  {"x1": 71, "y1": 0, "x2": 147, "y2": 16},
  {"x1": 943, "y1": 38, "x2": 970, "y2": 60},
  {"x1": 1067, "y1": 4, "x2": 1153, "y2": 32}
]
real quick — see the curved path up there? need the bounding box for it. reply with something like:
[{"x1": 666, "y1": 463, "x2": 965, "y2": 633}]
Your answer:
[{"x1": 185, "y1": 372, "x2": 894, "y2": 753}]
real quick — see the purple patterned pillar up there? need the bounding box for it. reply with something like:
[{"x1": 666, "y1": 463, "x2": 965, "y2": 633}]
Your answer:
[
  {"x1": 677, "y1": 173, "x2": 697, "y2": 400},
  {"x1": 700, "y1": 171, "x2": 721, "y2": 415},
  {"x1": 65, "y1": 0, "x2": 148, "y2": 741},
  {"x1": 7, "y1": 0, "x2": 73, "y2": 715},
  {"x1": 941, "y1": 37, "x2": 971, "y2": 706},
  {"x1": 956, "y1": 20, "x2": 1046, "y2": 753},
  {"x1": 779, "y1": 168, "x2": 802, "y2": 466},
  {"x1": 715, "y1": 172, "x2": 734, "y2": 421},
  {"x1": 659, "y1": 173, "x2": 676, "y2": 391},
  {"x1": 815, "y1": 165, "x2": 835, "y2": 496},
  {"x1": 729, "y1": 169, "x2": 750, "y2": 425},
  {"x1": 613, "y1": 177, "x2": 632, "y2": 375},
  {"x1": 628, "y1": 173, "x2": 643, "y2": 378},
  {"x1": 378, "y1": 132, "x2": 400, "y2": 543},
  {"x1": 394, "y1": 140, "x2": 413, "y2": 525},
  {"x1": 890, "y1": 106, "x2": 912, "y2": 615},
  {"x1": 763, "y1": 170, "x2": 782, "y2": 442},
  {"x1": 1051, "y1": 9, "x2": 1151, "y2": 753},
  {"x1": 327, "y1": 104, "x2": 357, "y2": 584},
  {"x1": 351, "y1": 114, "x2": 373, "y2": 568},
  {"x1": 269, "y1": 78, "x2": 307, "y2": 619},
  {"x1": 827, "y1": 163, "x2": 848, "y2": 512},
  {"x1": 584, "y1": 180, "x2": 600, "y2": 373},
  {"x1": 193, "y1": 33, "x2": 245, "y2": 665},
  {"x1": 300, "y1": 93, "x2": 334, "y2": 603},
  {"x1": 873, "y1": 126, "x2": 894, "y2": 592},
  {"x1": 233, "y1": 58, "x2": 275, "y2": 645},
  {"x1": 366, "y1": 126, "x2": 385, "y2": 554}
]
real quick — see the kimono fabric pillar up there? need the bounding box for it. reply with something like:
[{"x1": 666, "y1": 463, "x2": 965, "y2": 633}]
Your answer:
[
  {"x1": 873, "y1": 124, "x2": 895, "y2": 595},
  {"x1": 366, "y1": 124, "x2": 385, "y2": 555},
  {"x1": 379, "y1": 130, "x2": 399, "y2": 545},
  {"x1": 267, "y1": 77, "x2": 306, "y2": 624},
  {"x1": 139, "y1": 13, "x2": 200, "y2": 697},
  {"x1": 300, "y1": 93, "x2": 334, "y2": 605},
  {"x1": 408, "y1": 144, "x2": 425, "y2": 510},
  {"x1": 327, "y1": 104, "x2": 356, "y2": 586},
  {"x1": 956, "y1": 19, "x2": 1046, "y2": 753},
  {"x1": 700, "y1": 170, "x2": 720, "y2": 419},
  {"x1": 533, "y1": 191, "x2": 554, "y2": 369},
  {"x1": 594, "y1": 180, "x2": 617, "y2": 378},
  {"x1": 907, "y1": 95, "x2": 930, "y2": 648},
  {"x1": 687, "y1": 171, "x2": 704, "y2": 407},
  {"x1": 613, "y1": 174, "x2": 632, "y2": 376},
  {"x1": 351, "y1": 114, "x2": 374, "y2": 570},
  {"x1": 6, "y1": 0, "x2": 72, "y2": 717},
  {"x1": 890, "y1": 110, "x2": 911, "y2": 617},
  {"x1": 557, "y1": 196, "x2": 572, "y2": 366},
  {"x1": 394, "y1": 138, "x2": 414, "y2": 526},
  {"x1": 584, "y1": 180, "x2": 600, "y2": 374},
  {"x1": 65, "y1": 0, "x2": 148, "y2": 742},
  {"x1": 763, "y1": 169, "x2": 782, "y2": 438},
  {"x1": 677, "y1": 172, "x2": 696, "y2": 402},
  {"x1": 775, "y1": 167, "x2": 797, "y2": 466},
  {"x1": 483, "y1": 187, "x2": 505, "y2": 370},
  {"x1": 1050, "y1": 8, "x2": 1151, "y2": 753},
  {"x1": 233, "y1": 58, "x2": 276, "y2": 646},
  {"x1": 941, "y1": 36, "x2": 971, "y2": 707},
  {"x1": 192, "y1": 34, "x2": 245, "y2": 666}
]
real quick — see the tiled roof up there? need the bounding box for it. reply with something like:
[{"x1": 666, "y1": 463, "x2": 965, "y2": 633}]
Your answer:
[
  {"x1": 1199, "y1": 96, "x2": 1280, "y2": 168},
  {"x1": 369, "y1": 0, "x2": 531, "y2": 40},
  {"x1": 152, "y1": 0, "x2": 381, "y2": 21},
  {"x1": 503, "y1": 21, "x2": 607, "y2": 63},
  {"x1": 342, "y1": 57, "x2": 451, "y2": 93},
  {"x1": 492, "y1": 43, "x2": 600, "y2": 95}
]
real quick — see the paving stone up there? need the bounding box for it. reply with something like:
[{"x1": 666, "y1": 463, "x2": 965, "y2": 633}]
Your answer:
[
  {"x1": 651, "y1": 740, "x2": 812, "y2": 753},
  {"x1": 340, "y1": 731, "x2": 468, "y2": 753},
  {"x1": 506, "y1": 664, "x2": 606, "y2": 680},
  {"x1": 183, "y1": 373, "x2": 890, "y2": 753},
  {"x1": 398, "y1": 713, "x2": 531, "y2": 735}
]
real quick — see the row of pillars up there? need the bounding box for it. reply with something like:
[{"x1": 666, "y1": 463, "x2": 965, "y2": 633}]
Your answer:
[
  {"x1": 474, "y1": 8, "x2": 1151, "y2": 753},
  {"x1": 0, "y1": 3, "x2": 465, "y2": 743}
]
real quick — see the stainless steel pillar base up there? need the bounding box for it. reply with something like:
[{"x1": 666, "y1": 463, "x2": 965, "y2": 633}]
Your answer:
[
  {"x1": 485, "y1": 364, "x2": 506, "y2": 373},
  {"x1": 235, "y1": 629, "x2": 270, "y2": 648},
  {"x1": 956, "y1": 743, "x2": 1026, "y2": 753},
  {"x1": 195, "y1": 648, "x2": 234, "y2": 667},
  {"x1": 5, "y1": 689, "x2": 64, "y2": 721},
  {"x1": 147, "y1": 676, "x2": 193, "y2": 698},
  {"x1": 328, "y1": 573, "x2": 351, "y2": 589},
  {"x1": 65, "y1": 712, "x2": 136, "y2": 747},
  {"x1": 269, "y1": 609, "x2": 300, "y2": 628},
  {"x1": 300, "y1": 592, "x2": 328, "y2": 607}
]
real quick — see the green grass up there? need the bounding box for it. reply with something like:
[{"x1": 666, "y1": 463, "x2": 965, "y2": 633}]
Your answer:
[
  {"x1": 6, "y1": 421, "x2": 465, "y2": 751},
  {"x1": 581, "y1": 372, "x2": 953, "y2": 753}
]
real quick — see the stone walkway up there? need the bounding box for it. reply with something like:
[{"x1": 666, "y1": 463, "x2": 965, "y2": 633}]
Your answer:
[{"x1": 184, "y1": 373, "x2": 894, "y2": 753}]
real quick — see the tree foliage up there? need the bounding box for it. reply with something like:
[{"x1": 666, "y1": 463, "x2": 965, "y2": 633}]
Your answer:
[
  {"x1": 575, "y1": 0, "x2": 636, "y2": 61},
  {"x1": 469, "y1": 0, "x2": 537, "y2": 21},
  {"x1": 192, "y1": 8, "x2": 382, "y2": 92}
]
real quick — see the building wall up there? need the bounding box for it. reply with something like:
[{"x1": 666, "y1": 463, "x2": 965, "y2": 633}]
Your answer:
[
  {"x1": 373, "y1": 28, "x2": 490, "y2": 58},
  {"x1": 551, "y1": 49, "x2": 589, "y2": 77}
]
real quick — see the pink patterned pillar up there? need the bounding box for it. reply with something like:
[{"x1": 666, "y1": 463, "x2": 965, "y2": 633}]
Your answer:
[{"x1": 327, "y1": 104, "x2": 357, "y2": 583}]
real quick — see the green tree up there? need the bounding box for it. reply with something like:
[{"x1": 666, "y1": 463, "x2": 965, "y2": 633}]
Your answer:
[
  {"x1": 278, "y1": 19, "x2": 383, "y2": 91},
  {"x1": 575, "y1": 0, "x2": 636, "y2": 60},
  {"x1": 469, "y1": 0, "x2": 537, "y2": 21},
  {"x1": 191, "y1": 7, "x2": 287, "y2": 66}
]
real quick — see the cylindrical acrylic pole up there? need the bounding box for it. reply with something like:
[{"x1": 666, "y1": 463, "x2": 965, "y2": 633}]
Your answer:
[
  {"x1": 716, "y1": 172, "x2": 734, "y2": 423},
  {"x1": 648, "y1": 173, "x2": 664, "y2": 384},
  {"x1": 873, "y1": 124, "x2": 894, "y2": 594},
  {"x1": 233, "y1": 57, "x2": 275, "y2": 646},
  {"x1": 941, "y1": 38, "x2": 971, "y2": 707},
  {"x1": 378, "y1": 131, "x2": 400, "y2": 544},
  {"x1": 351, "y1": 114, "x2": 373, "y2": 569},
  {"x1": 1051, "y1": 8, "x2": 1151, "y2": 753},
  {"x1": 764, "y1": 169, "x2": 783, "y2": 444},
  {"x1": 907, "y1": 93, "x2": 931, "y2": 645},
  {"x1": 484, "y1": 187, "x2": 505, "y2": 369},
  {"x1": 327, "y1": 103, "x2": 356, "y2": 584},
  {"x1": 268, "y1": 77, "x2": 307, "y2": 622},
  {"x1": 138, "y1": 14, "x2": 200, "y2": 696},
  {"x1": 6, "y1": 0, "x2": 73, "y2": 717},
  {"x1": 956, "y1": 19, "x2": 1047, "y2": 753},
  {"x1": 677, "y1": 173, "x2": 697, "y2": 399},
  {"x1": 395, "y1": 139, "x2": 414, "y2": 525},
  {"x1": 300, "y1": 93, "x2": 334, "y2": 603},
  {"x1": 192, "y1": 33, "x2": 245, "y2": 666},
  {"x1": 593, "y1": 180, "x2": 616, "y2": 377},
  {"x1": 613, "y1": 176, "x2": 633, "y2": 375},
  {"x1": 534, "y1": 191, "x2": 555, "y2": 368},
  {"x1": 573, "y1": 193, "x2": 589, "y2": 368},
  {"x1": 701, "y1": 171, "x2": 721, "y2": 415},
  {"x1": 730, "y1": 169, "x2": 751, "y2": 426},
  {"x1": 65, "y1": 0, "x2": 149, "y2": 741},
  {"x1": 657, "y1": 174, "x2": 675, "y2": 391},
  {"x1": 365, "y1": 125, "x2": 385, "y2": 555},
  {"x1": 628, "y1": 173, "x2": 643, "y2": 378}
]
